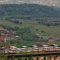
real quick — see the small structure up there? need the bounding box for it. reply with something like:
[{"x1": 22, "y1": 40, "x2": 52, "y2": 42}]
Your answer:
[
  {"x1": 48, "y1": 37, "x2": 56, "y2": 45},
  {"x1": 7, "y1": 46, "x2": 17, "y2": 53}
]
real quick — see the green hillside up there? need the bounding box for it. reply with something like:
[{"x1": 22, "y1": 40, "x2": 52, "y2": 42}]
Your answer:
[
  {"x1": 0, "y1": 4, "x2": 60, "y2": 47},
  {"x1": 0, "y1": 20, "x2": 60, "y2": 47},
  {"x1": 0, "y1": 4, "x2": 60, "y2": 18},
  {"x1": 0, "y1": 4, "x2": 60, "y2": 25}
]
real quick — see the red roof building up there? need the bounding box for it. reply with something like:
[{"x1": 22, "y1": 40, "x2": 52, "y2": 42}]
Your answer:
[{"x1": 0, "y1": 35, "x2": 6, "y2": 42}]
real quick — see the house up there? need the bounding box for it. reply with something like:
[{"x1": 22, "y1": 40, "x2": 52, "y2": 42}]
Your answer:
[
  {"x1": 7, "y1": 46, "x2": 17, "y2": 53},
  {"x1": 48, "y1": 37, "x2": 56, "y2": 45},
  {"x1": 0, "y1": 28, "x2": 16, "y2": 43},
  {"x1": 0, "y1": 35, "x2": 6, "y2": 42}
]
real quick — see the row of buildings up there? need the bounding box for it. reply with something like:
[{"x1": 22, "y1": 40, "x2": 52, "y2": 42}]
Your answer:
[{"x1": 4, "y1": 43, "x2": 60, "y2": 54}]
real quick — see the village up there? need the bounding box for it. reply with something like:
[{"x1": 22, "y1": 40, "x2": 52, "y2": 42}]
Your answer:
[{"x1": 4, "y1": 43, "x2": 60, "y2": 54}]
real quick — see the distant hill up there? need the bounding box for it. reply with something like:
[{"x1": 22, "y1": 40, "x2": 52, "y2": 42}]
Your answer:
[
  {"x1": 0, "y1": 4, "x2": 60, "y2": 24},
  {"x1": 0, "y1": 4, "x2": 60, "y2": 17}
]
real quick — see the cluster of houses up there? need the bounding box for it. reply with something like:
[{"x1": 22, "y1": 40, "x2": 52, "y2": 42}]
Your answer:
[
  {"x1": 0, "y1": 27, "x2": 16, "y2": 43},
  {"x1": 4, "y1": 37, "x2": 59, "y2": 53},
  {"x1": 4, "y1": 42, "x2": 60, "y2": 54}
]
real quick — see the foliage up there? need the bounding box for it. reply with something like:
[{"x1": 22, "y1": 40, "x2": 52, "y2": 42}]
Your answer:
[{"x1": 0, "y1": 4, "x2": 60, "y2": 47}]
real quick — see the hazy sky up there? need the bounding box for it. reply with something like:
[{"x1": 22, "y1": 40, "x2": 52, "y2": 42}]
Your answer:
[{"x1": 0, "y1": 0, "x2": 60, "y2": 7}]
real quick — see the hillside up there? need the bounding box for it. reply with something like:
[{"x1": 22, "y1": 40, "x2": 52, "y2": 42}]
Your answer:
[
  {"x1": 0, "y1": 4, "x2": 60, "y2": 18},
  {"x1": 0, "y1": 4, "x2": 60, "y2": 47},
  {"x1": 0, "y1": 4, "x2": 60, "y2": 25},
  {"x1": 0, "y1": 19, "x2": 60, "y2": 47}
]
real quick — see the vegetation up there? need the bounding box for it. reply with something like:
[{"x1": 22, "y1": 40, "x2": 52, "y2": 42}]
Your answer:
[
  {"x1": 0, "y1": 4, "x2": 60, "y2": 47},
  {"x1": 0, "y1": 19, "x2": 60, "y2": 47},
  {"x1": 0, "y1": 4, "x2": 60, "y2": 17}
]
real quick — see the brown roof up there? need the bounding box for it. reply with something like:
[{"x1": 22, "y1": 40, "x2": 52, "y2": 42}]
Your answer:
[{"x1": 35, "y1": 42, "x2": 48, "y2": 47}]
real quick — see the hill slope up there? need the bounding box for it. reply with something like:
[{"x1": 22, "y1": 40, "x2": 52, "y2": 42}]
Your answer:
[
  {"x1": 0, "y1": 4, "x2": 60, "y2": 47},
  {"x1": 0, "y1": 4, "x2": 60, "y2": 18}
]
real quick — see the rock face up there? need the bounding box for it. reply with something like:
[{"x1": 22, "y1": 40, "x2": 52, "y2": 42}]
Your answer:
[{"x1": 0, "y1": 0, "x2": 60, "y2": 7}]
